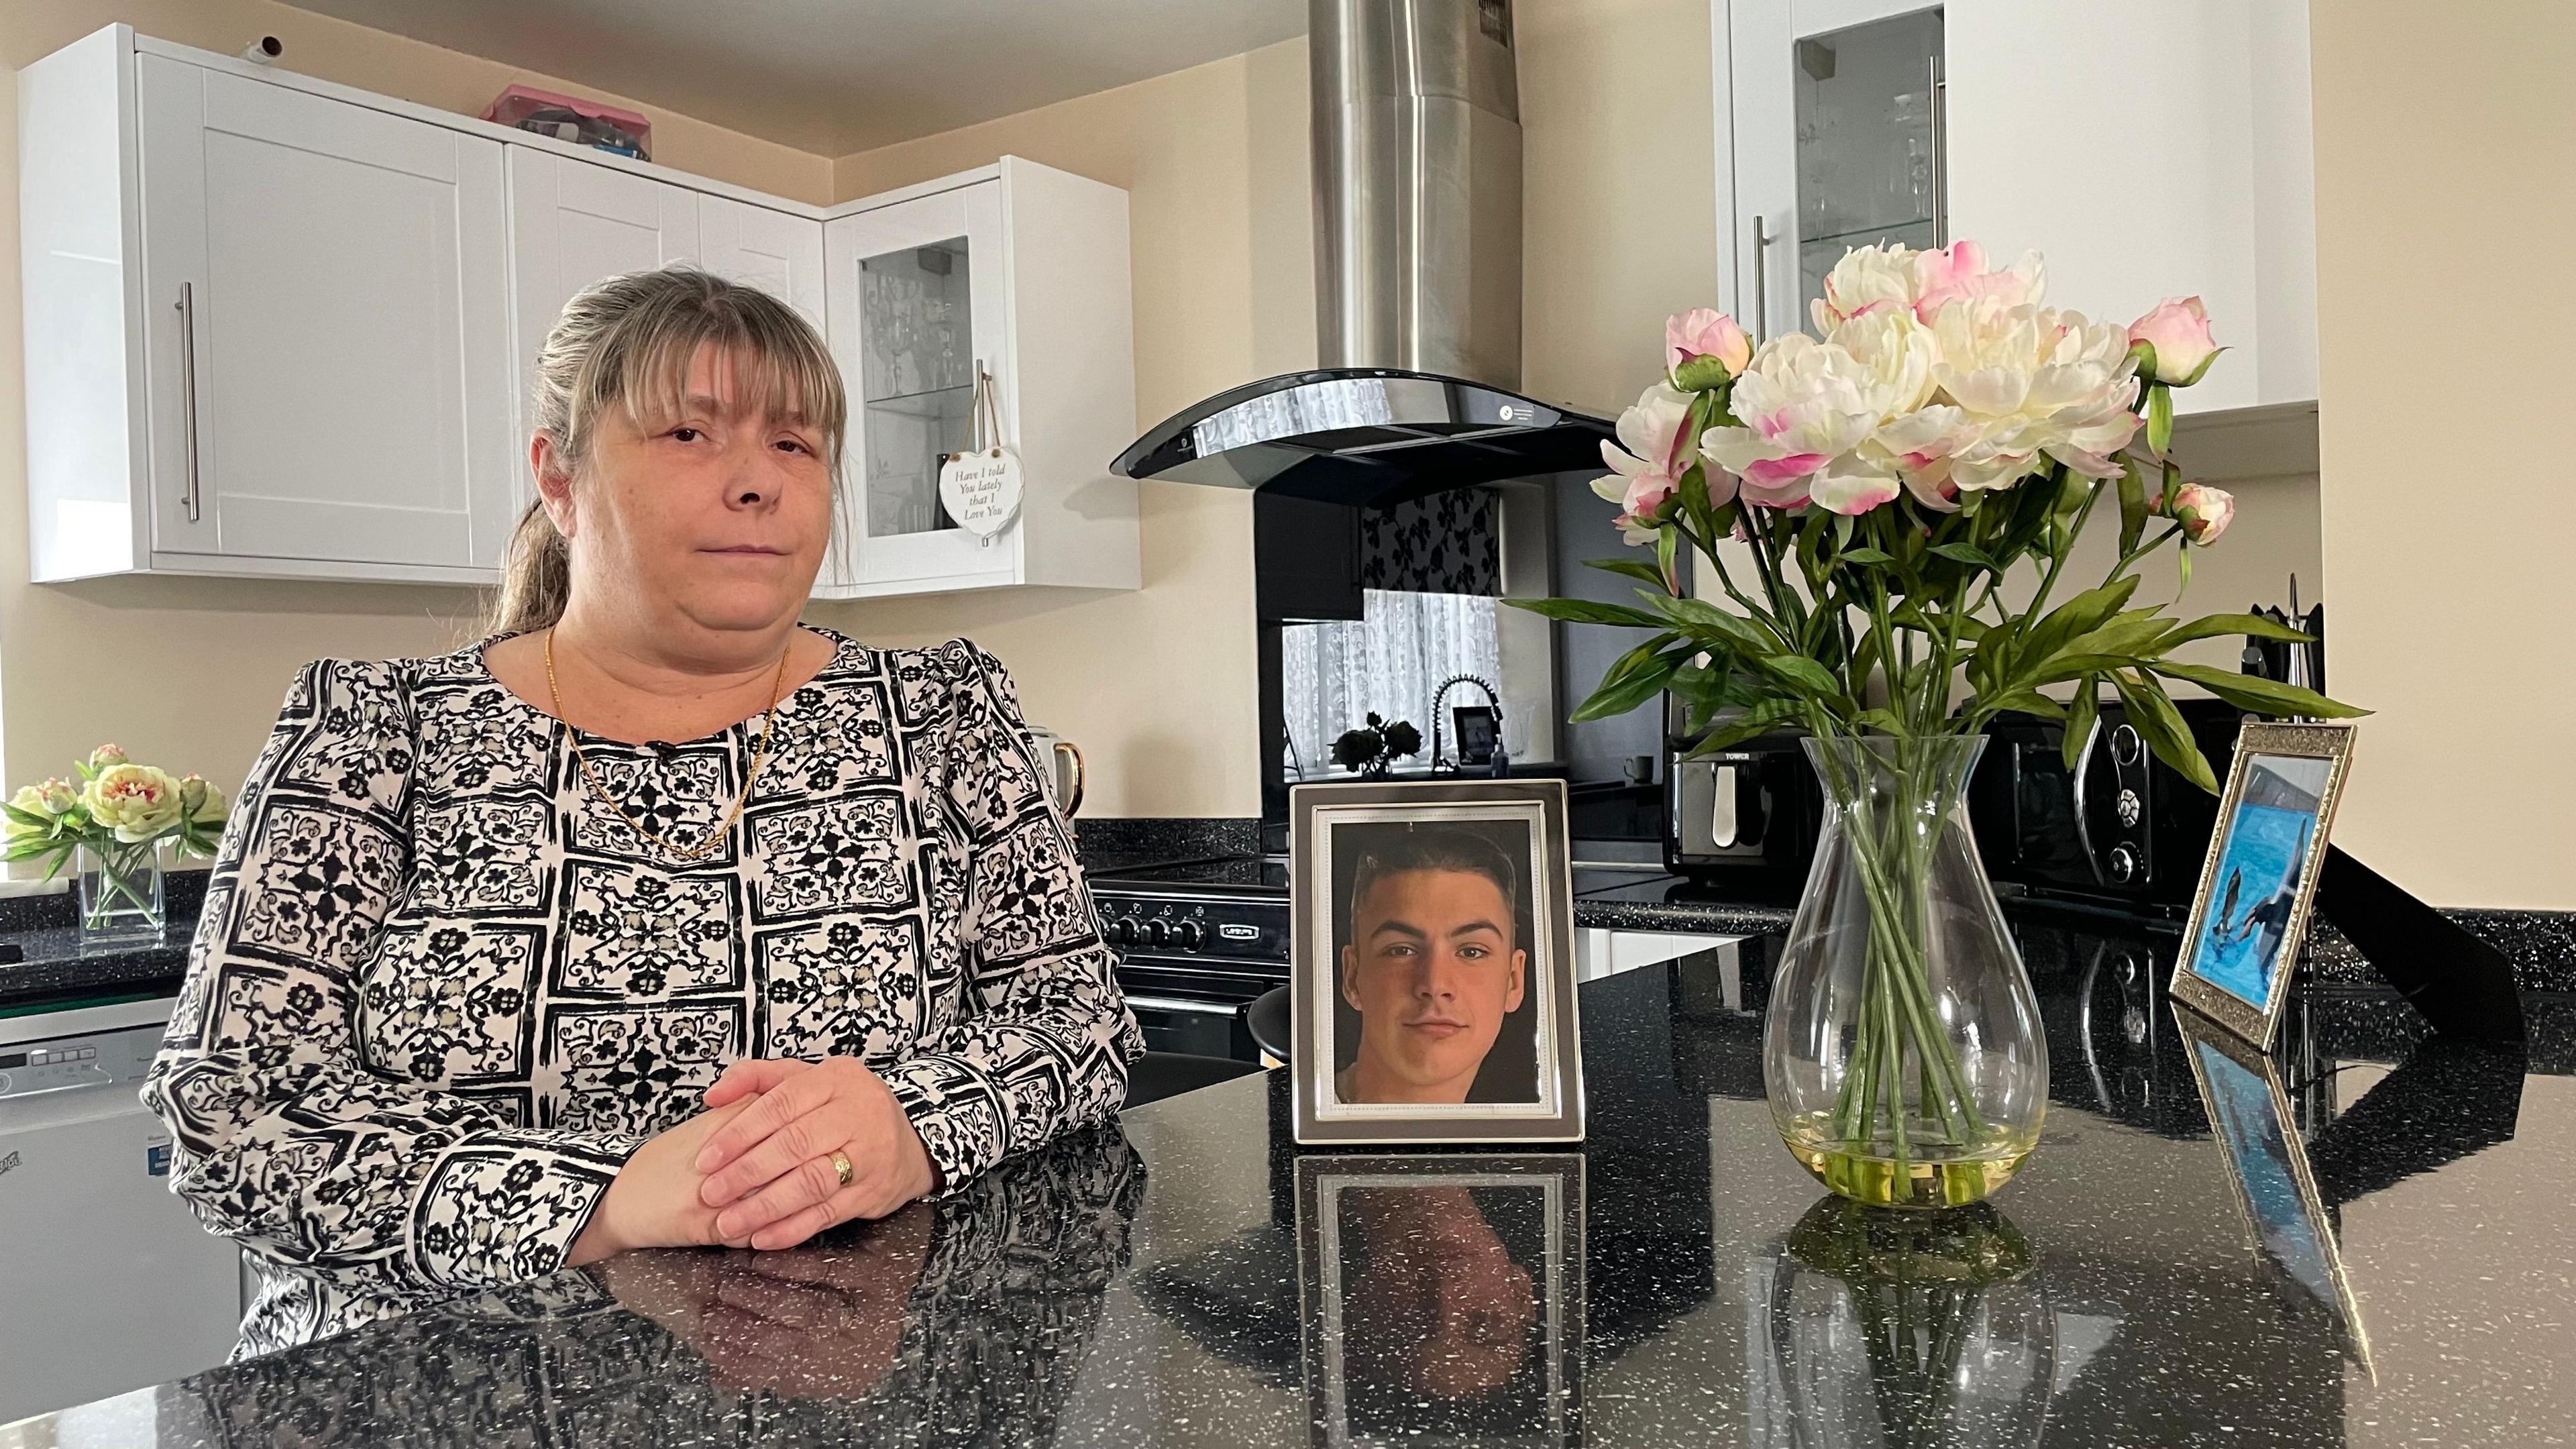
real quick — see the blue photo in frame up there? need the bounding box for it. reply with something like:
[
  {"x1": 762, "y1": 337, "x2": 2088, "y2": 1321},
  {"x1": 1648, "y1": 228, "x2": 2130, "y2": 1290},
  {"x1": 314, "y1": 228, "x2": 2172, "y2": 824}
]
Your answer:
[{"x1": 2171, "y1": 723, "x2": 2356, "y2": 1049}]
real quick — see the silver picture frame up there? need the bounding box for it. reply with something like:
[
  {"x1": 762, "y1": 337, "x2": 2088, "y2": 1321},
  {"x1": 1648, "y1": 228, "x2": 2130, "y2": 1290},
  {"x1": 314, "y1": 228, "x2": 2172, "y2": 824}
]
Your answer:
[
  {"x1": 2169, "y1": 722, "x2": 2358, "y2": 1050},
  {"x1": 1290, "y1": 780, "x2": 1585, "y2": 1145}
]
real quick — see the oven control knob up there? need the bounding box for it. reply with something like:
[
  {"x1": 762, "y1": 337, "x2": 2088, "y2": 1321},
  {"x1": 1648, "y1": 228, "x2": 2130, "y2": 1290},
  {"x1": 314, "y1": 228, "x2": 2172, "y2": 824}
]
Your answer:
[
  {"x1": 1177, "y1": 920, "x2": 1205, "y2": 951},
  {"x1": 2116, "y1": 788, "x2": 2143, "y2": 827},
  {"x1": 2107, "y1": 845, "x2": 2139, "y2": 883},
  {"x1": 1107, "y1": 916, "x2": 1137, "y2": 947},
  {"x1": 2110, "y1": 724, "x2": 2144, "y2": 766},
  {"x1": 1144, "y1": 918, "x2": 1172, "y2": 947}
]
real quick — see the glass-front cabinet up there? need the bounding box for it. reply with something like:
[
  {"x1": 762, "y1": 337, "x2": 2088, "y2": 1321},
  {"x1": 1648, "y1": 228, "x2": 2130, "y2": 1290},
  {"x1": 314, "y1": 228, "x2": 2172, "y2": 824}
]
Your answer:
[
  {"x1": 817, "y1": 157, "x2": 1142, "y2": 599},
  {"x1": 821, "y1": 179, "x2": 1008, "y2": 592},
  {"x1": 1728, "y1": 1, "x2": 1945, "y2": 342}
]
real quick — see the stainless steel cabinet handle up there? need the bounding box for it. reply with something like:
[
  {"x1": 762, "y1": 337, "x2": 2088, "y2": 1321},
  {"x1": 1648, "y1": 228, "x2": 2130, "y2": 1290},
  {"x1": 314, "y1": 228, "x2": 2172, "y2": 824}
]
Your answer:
[
  {"x1": 174, "y1": 282, "x2": 203, "y2": 523},
  {"x1": 1750, "y1": 214, "x2": 1772, "y2": 339},
  {"x1": 1124, "y1": 994, "x2": 1242, "y2": 1018},
  {"x1": 1928, "y1": 56, "x2": 1949, "y2": 248}
]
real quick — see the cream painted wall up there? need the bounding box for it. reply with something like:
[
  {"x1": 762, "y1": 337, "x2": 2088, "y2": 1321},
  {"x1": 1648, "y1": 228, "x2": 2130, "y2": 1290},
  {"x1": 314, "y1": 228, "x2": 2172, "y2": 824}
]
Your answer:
[
  {"x1": 2311, "y1": 0, "x2": 2575, "y2": 908},
  {"x1": 0, "y1": 4, "x2": 828, "y2": 838},
  {"x1": 1521, "y1": 0, "x2": 1719, "y2": 418}
]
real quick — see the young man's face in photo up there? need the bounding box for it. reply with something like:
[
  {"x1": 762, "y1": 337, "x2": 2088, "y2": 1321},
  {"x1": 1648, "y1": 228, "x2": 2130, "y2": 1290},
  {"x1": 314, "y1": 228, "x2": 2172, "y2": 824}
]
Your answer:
[{"x1": 1340, "y1": 867, "x2": 1527, "y2": 1102}]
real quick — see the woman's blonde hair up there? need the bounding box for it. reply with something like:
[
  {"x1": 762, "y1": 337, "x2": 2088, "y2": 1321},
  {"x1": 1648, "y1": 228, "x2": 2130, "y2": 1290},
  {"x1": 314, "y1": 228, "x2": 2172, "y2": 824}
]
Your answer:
[{"x1": 486, "y1": 266, "x2": 847, "y2": 637}]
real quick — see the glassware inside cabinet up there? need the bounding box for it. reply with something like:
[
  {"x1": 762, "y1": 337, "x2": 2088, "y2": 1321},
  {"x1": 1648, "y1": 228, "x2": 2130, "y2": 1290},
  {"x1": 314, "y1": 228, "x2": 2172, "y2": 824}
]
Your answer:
[
  {"x1": 858, "y1": 236, "x2": 973, "y2": 537},
  {"x1": 1792, "y1": 10, "x2": 1945, "y2": 323}
]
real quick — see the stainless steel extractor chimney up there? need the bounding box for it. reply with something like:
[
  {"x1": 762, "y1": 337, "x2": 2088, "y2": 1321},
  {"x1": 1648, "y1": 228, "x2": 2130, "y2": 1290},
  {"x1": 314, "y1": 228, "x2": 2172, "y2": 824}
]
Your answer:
[
  {"x1": 1311, "y1": 0, "x2": 1523, "y2": 388},
  {"x1": 1111, "y1": 0, "x2": 1606, "y2": 506}
]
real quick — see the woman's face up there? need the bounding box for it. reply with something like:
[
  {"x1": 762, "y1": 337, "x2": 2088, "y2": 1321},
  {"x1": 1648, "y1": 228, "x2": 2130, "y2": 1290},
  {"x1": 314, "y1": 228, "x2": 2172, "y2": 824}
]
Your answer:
[{"x1": 539, "y1": 343, "x2": 834, "y2": 638}]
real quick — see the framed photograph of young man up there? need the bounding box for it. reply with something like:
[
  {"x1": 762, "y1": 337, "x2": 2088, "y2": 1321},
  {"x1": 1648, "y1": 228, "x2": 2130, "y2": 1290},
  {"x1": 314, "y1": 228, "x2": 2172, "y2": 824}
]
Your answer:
[
  {"x1": 2171, "y1": 723, "x2": 2358, "y2": 1049},
  {"x1": 1289, "y1": 780, "x2": 1585, "y2": 1145}
]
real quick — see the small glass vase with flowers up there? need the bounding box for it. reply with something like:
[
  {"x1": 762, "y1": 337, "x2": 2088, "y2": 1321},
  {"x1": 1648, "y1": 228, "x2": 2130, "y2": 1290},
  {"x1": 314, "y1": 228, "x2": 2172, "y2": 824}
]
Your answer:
[{"x1": 5, "y1": 745, "x2": 228, "y2": 949}]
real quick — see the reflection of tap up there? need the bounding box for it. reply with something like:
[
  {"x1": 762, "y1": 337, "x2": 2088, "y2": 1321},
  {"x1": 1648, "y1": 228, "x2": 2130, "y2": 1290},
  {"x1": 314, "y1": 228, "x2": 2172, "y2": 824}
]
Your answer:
[{"x1": 1429, "y1": 674, "x2": 1507, "y2": 777}]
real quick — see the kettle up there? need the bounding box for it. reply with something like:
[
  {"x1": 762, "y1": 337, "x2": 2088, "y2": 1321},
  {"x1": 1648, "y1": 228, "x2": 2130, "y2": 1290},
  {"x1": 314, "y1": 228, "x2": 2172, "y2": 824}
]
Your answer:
[{"x1": 1025, "y1": 724, "x2": 1085, "y2": 816}]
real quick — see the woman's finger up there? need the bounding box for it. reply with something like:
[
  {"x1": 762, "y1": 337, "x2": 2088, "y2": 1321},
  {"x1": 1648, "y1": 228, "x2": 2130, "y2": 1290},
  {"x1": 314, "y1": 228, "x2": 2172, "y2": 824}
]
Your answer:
[
  {"x1": 712, "y1": 1148, "x2": 851, "y2": 1242},
  {"x1": 704, "y1": 1057, "x2": 808, "y2": 1108},
  {"x1": 696, "y1": 1067, "x2": 838, "y2": 1173},
  {"x1": 699, "y1": 1103, "x2": 855, "y2": 1208},
  {"x1": 748, "y1": 1192, "x2": 853, "y2": 1252}
]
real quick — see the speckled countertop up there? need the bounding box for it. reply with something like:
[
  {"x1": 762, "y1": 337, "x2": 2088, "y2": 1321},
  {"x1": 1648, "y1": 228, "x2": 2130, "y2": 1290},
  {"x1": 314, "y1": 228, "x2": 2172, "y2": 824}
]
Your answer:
[{"x1": 10, "y1": 907, "x2": 2570, "y2": 1447}]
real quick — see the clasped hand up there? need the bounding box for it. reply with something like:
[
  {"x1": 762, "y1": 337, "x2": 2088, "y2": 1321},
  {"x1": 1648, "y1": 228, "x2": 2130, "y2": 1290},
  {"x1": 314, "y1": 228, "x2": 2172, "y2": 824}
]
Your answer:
[{"x1": 571, "y1": 1057, "x2": 938, "y2": 1264}]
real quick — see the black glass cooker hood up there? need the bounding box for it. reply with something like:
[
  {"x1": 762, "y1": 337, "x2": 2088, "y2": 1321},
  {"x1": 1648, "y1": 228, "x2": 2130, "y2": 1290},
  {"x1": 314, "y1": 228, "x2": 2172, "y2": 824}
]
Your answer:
[{"x1": 1109, "y1": 368, "x2": 1615, "y2": 511}]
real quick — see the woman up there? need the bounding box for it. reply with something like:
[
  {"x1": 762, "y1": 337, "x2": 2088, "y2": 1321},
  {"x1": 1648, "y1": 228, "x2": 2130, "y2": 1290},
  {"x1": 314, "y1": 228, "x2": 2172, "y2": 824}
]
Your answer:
[{"x1": 143, "y1": 266, "x2": 1141, "y2": 1352}]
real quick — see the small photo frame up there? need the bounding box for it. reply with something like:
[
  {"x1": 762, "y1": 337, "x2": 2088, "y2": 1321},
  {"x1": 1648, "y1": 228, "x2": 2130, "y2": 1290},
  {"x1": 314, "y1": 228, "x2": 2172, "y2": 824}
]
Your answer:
[
  {"x1": 1296, "y1": 1154, "x2": 1586, "y2": 1448},
  {"x1": 2174, "y1": 1004, "x2": 2374, "y2": 1373},
  {"x1": 1291, "y1": 780, "x2": 1585, "y2": 1145},
  {"x1": 2170, "y1": 722, "x2": 2357, "y2": 1049}
]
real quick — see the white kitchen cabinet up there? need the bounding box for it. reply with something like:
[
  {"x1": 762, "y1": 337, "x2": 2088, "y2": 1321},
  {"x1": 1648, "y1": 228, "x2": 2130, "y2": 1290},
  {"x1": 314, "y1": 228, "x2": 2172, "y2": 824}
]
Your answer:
[
  {"x1": 698, "y1": 195, "x2": 826, "y2": 328},
  {"x1": 504, "y1": 152, "x2": 826, "y2": 506},
  {"x1": 1717, "y1": 1, "x2": 2316, "y2": 413},
  {"x1": 22, "y1": 28, "x2": 519, "y2": 582},
  {"x1": 815, "y1": 157, "x2": 1138, "y2": 599}
]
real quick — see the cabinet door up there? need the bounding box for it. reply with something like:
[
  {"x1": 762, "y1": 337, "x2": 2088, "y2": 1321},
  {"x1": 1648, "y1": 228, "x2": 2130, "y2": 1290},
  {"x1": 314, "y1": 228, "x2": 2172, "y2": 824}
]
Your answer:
[
  {"x1": 1729, "y1": 1, "x2": 1945, "y2": 341},
  {"x1": 700, "y1": 196, "x2": 826, "y2": 331},
  {"x1": 136, "y1": 56, "x2": 517, "y2": 572},
  {"x1": 507, "y1": 148, "x2": 702, "y2": 466},
  {"x1": 1946, "y1": 1, "x2": 2277, "y2": 413},
  {"x1": 820, "y1": 180, "x2": 1012, "y2": 592}
]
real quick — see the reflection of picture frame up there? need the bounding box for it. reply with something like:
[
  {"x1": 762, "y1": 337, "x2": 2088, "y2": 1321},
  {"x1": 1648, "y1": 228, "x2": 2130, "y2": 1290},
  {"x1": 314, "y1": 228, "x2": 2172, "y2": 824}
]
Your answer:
[
  {"x1": 1291, "y1": 781, "x2": 1585, "y2": 1145},
  {"x1": 2170, "y1": 722, "x2": 2357, "y2": 1049},
  {"x1": 2174, "y1": 1004, "x2": 2374, "y2": 1374},
  {"x1": 1295, "y1": 1155, "x2": 1585, "y2": 1448}
]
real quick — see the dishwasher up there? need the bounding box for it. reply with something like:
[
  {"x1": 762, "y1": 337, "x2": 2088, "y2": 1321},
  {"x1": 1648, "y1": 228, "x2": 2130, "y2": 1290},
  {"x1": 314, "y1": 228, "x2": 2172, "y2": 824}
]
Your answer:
[{"x1": 0, "y1": 996, "x2": 246, "y2": 1426}]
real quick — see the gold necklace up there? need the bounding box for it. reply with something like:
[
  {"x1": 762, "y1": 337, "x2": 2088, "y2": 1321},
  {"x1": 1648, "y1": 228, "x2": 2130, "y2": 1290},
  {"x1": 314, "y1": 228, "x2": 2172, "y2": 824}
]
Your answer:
[{"x1": 545, "y1": 628, "x2": 790, "y2": 863}]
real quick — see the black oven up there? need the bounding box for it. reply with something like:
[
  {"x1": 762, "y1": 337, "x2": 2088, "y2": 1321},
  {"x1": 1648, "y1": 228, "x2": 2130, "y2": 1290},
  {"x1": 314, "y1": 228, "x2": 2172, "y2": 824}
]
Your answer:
[{"x1": 1089, "y1": 864, "x2": 1292, "y2": 1066}]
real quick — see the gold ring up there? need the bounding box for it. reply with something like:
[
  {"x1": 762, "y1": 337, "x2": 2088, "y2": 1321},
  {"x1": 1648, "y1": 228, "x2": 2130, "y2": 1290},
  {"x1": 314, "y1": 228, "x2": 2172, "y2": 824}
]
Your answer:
[{"x1": 830, "y1": 1150, "x2": 853, "y2": 1187}]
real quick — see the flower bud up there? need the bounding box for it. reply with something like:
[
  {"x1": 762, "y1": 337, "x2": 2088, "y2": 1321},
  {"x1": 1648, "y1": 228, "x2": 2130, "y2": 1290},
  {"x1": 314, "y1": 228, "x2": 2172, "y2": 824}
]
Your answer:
[
  {"x1": 2167, "y1": 483, "x2": 2235, "y2": 545},
  {"x1": 89, "y1": 743, "x2": 128, "y2": 768},
  {"x1": 2129, "y1": 297, "x2": 2222, "y2": 386},
  {"x1": 1664, "y1": 307, "x2": 1752, "y2": 387}
]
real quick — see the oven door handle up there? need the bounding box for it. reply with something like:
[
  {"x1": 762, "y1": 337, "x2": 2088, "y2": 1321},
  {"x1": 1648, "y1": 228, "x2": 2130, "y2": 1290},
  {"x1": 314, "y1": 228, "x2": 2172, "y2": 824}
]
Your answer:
[{"x1": 1123, "y1": 994, "x2": 1246, "y2": 1018}]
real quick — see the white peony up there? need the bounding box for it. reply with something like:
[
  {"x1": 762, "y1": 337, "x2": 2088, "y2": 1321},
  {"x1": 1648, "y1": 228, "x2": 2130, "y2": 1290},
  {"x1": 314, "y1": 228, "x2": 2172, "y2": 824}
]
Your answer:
[
  {"x1": 1929, "y1": 300, "x2": 2141, "y2": 491},
  {"x1": 1591, "y1": 382, "x2": 1701, "y2": 541},
  {"x1": 83, "y1": 763, "x2": 185, "y2": 843},
  {"x1": 1698, "y1": 335, "x2": 1881, "y2": 513}
]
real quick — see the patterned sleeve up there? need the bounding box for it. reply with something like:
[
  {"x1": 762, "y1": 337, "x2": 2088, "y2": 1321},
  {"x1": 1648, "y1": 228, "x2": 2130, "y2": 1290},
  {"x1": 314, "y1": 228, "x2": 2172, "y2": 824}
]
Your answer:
[
  {"x1": 142, "y1": 660, "x2": 644, "y2": 1296},
  {"x1": 877, "y1": 642, "x2": 1144, "y2": 1190}
]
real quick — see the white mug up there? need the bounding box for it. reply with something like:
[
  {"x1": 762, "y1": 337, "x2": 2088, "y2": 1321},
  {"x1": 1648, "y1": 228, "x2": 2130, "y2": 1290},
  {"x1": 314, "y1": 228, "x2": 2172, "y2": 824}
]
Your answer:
[{"x1": 1026, "y1": 725, "x2": 1085, "y2": 816}]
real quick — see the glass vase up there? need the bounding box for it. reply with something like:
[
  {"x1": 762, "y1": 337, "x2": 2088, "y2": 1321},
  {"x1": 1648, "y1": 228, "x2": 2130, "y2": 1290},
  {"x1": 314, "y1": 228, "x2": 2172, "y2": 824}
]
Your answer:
[
  {"x1": 76, "y1": 840, "x2": 167, "y2": 950},
  {"x1": 1764, "y1": 736, "x2": 2047, "y2": 1208}
]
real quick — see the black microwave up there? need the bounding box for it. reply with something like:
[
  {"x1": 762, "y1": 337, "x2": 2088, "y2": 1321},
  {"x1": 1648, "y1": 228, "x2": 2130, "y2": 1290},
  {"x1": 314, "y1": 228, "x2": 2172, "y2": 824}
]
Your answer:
[{"x1": 1966, "y1": 698, "x2": 2245, "y2": 909}]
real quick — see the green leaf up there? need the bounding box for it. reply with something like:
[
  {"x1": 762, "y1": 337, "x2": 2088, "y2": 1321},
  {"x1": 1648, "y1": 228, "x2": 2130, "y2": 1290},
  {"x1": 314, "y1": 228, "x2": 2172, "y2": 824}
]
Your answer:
[
  {"x1": 1655, "y1": 524, "x2": 1682, "y2": 593},
  {"x1": 1684, "y1": 700, "x2": 1802, "y2": 755},
  {"x1": 2, "y1": 802, "x2": 54, "y2": 831},
  {"x1": 1572, "y1": 653, "x2": 1684, "y2": 721},
  {"x1": 2117, "y1": 456, "x2": 2149, "y2": 557},
  {"x1": 1639, "y1": 589, "x2": 1776, "y2": 657},
  {"x1": 1839, "y1": 546, "x2": 1895, "y2": 566},
  {"x1": 1929, "y1": 542, "x2": 2000, "y2": 572},
  {"x1": 2021, "y1": 576, "x2": 2143, "y2": 668},
  {"x1": 1595, "y1": 632, "x2": 1683, "y2": 694},
  {"x1": 2155, "y1": 612, "x2": 2318, "y2": 650},
  {"x1": 1984, "y1": 690, "x2": 2070, "y2": 721},
  {"x1": 2147, "y1": 382, "x2": 2174, "y2": 457},
  {"x1": 2063, "y1": 679, "x2": 2102, "y2": 772},
  {"x1": 1854, "y1": 708, "x2": 1906, "y2": 735},
  {"x1": 2147, "y1": 661, "x2": 2371, "y2": 720},
  {"x1": 2111, "y1": 671, "x2": 2218, "y2": 792},
  {"x1": 1580, "y1": 557, "x2": 1668, "y2": 589},
  {"x1": 2061, "y1": 610, "x2": 2174, "y2": 662},
  {"x1": 1507, "y1": 597, "x2": 1668, "y2": 629},
  {"x1": 2029, "y1": 651, "x2": 2147, "y2": 685},
  {"x1": 1757, "y1": 653, "x2": 1845, "y2": 699}
]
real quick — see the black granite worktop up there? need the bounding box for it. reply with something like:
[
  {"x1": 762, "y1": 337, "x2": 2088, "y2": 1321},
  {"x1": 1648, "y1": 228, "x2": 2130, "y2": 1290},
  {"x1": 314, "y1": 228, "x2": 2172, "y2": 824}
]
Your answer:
[
  {"x1": 0, "y1": 871, "x2": 205, "y2": 1012},
  {"x1": 11, "y1": 907, "x2": 2569, "y2": 1447}
]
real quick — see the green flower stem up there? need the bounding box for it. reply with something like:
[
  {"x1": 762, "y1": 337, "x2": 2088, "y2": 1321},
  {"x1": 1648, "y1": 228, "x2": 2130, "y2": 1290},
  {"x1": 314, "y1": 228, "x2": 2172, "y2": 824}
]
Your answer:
[{"x1": 80, "y1": 839, "x2": 164, "y2": 931}]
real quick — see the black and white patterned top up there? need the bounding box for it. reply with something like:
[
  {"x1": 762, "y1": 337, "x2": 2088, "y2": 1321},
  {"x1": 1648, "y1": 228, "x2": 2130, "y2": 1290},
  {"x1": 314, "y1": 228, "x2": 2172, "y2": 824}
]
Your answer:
[{"x1": 142, "y1": 627, "x2": 1141, "y2": 1349}]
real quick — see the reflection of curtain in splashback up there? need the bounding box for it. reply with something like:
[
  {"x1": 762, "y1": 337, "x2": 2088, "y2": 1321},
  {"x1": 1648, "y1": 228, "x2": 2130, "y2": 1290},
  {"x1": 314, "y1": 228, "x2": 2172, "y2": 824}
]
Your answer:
[
  {"x1": 1360, "y1": 489, "x2": 1501, "y2": 595},
  {"x1": 1281, "y1": 590, "x2": 1499, "y2": 780}
]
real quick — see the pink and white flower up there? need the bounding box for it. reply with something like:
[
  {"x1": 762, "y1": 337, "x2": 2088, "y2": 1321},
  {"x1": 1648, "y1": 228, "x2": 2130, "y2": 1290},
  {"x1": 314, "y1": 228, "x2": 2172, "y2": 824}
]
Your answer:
[
  {"x1": 1928, "y1": 300, "x2": 2141, "y2": 490},
  {"x1": 1591, "y1": 382, "x2": 1700, "y2": 541},
  {"x1": 1698, "y1": 335, "x2": 1882, "y2": 513},
  {"x1": 2163, "y1": 482, "x2": 2235, "y2": 544},
  {"x1": 1666, "y1": 307, "x2": 1753, "y2": 387},
  {"x1": 1911, "y1": 240, "x2": 2045, "y2": 320},
  {"x1": 2129, "y1": 296, "x2": 2222, "y2": 386}
]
